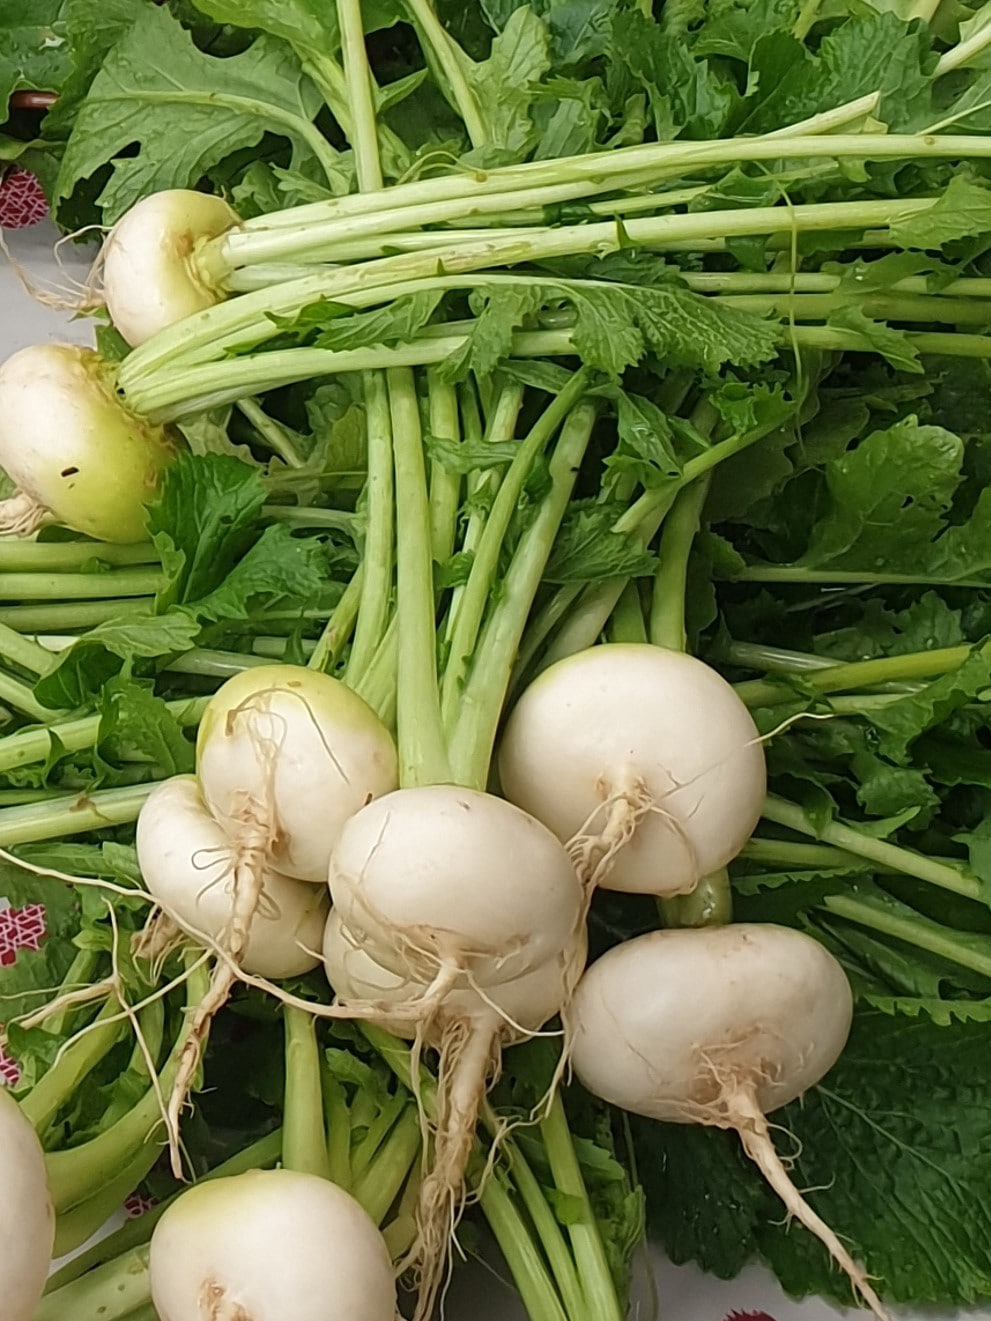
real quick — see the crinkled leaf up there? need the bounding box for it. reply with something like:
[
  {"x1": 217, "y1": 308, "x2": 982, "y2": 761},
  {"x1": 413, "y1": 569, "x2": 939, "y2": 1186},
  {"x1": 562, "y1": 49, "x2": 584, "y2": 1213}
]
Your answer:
[
  {"x1": 827, "y1": 305, "x2": 922, "y2": 375},
  {"x1": 888, "y1": 177, "x2": 991, "y2": 252},
  {"x1": 193, "y1": 523, "x2": 327, "y2": 622},
  {"x1": 439, "y1": 285, "x2": 545, "y2": 382},
  {"x1": 33, "y1": 609, "x2": 201, "y2": 709},
  {"x1": 543, "y1": 502, "x2": 657, "y2": 584},
  {"x1": 56, "y1": 5, "x2": 325, "y2": 222}
]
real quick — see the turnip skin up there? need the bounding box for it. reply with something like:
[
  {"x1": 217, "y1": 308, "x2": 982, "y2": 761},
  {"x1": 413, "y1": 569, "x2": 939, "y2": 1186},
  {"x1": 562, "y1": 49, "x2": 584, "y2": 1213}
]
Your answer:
[
  {"x1": 0, "y1": 1086, "x2": 55, "y2": 1321},
  {"x1": 0, "y1": 344, "x2": 174, "y2": 543},
  {"x1": 570, "y1": 924, "x2": 888, "y2": 1321},
  {"x1": 149, "y1": 1168, "x2": 396, "y2": 1321},
  {"x1": 499, "y1": 643, "x2": 766, "y2": 896},
  {"x1": 327, "y1": 784, "x2": 586, "y2": 991},
  {"x1": 197, "y1": 664, "x2": 399, "y2": 885},
  {"x1": 103, "y1": 190, "x2": 237, "y2": 347}
]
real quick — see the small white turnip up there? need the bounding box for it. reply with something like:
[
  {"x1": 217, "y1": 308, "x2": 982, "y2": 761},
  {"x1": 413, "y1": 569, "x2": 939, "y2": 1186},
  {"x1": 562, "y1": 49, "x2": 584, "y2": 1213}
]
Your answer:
[
  {"x1": 499, "y1": 643, "x2": 766, "y2": 896},
  {"x1": 0, "y1": 1085, "x2": 55, "y2": 1321},
  {"x1": 569, "y1": 924, "x2": 887, "y2": 1320}
]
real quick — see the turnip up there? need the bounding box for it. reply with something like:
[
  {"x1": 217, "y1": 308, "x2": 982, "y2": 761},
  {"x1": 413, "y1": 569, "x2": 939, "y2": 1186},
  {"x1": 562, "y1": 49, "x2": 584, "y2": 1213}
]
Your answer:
[
  {"x1": 139, "y1": 665, "x2": 396, "y2": 1172},
  {"x1": 149, "y1": 1168, "x2": 396, "y2": 1321},
  {"x1": 136, "y1": 775, "x2": 328, "y2": 978},
  {"x1": 196, "y1": 663, "x2": 399, "y2": 885},
  {"x1": 0, "y1": 1086, "x2": 55, "y2": 1321},
  {"x1": 499, "y1": 643, "x2": 766, "y2": 896},
  {"x1": 569, "y1": 924, "x2": 887, "y2": 1320},
  {"x1": 0, "y1": 344, "x2": 174, "y2": 543},
  {"x1": 326, "y1": 784, "x2": 586, "y2": 1318},
  {"x1": 328, "y1": 784, "x2": 584, "y2": 992},
  {"x1": 102, "y1": 190, "x2": 239, "y2": 347}
]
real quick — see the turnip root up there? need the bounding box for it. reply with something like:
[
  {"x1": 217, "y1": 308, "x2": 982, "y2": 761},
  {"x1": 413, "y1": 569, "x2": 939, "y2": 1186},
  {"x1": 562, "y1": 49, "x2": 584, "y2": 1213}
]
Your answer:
[
  {"x1": 328, "y1": 784, "x2": 585, "y2": 992},
  {"x1": 0, "y1": 1086, "x2": 55, "y2": 1321},
  {"x1": 326, "y1": 788, "x2": 587, "y2": 1320},
  {"x1": 324, "y1": 908, "x2": 587, "y2": 1320},
  {"x1": 103, "y1": 190, "x2": 238, "y2": 347},
  {"x1": 197, "y1": 664, "x2": 399, "y2": 885},
  {"x1": 569, "y1": 924, "x2": 888, "y2": 1320},
  {"x1": 499, "y1": 643, "x2": 766, "y2": 896},
  {"x1": 136, "y1": 775, "x2": 328, "y2": 978},
  {"x1": 0, "y1": 344, "x2": 174, "y2": 542},
  {"x1": 149, "y1": 1168, "x2": 396, "y2": 1321}
]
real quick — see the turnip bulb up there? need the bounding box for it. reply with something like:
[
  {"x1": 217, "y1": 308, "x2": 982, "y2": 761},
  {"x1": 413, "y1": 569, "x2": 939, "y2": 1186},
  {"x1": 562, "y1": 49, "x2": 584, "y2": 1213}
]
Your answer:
[
  {"x1": 0, "y1": 343, "x2": 174, "y2": 543},
  {"x1": 569, "y1": 924, "x2": 888, "y2": 1320},
  {"x1": 102, "y1": 189, "x2": 238, "y2": 346},
  {"x1": 499, "y1": 643, "x2": 766, "y2": 896},
  {"x1": 328, "y1": 784, "x2": 585, "y2": 991},
  {"x1": 149, "y1": 1168, "x2": 396, "y2": 1321},
  {"x1": 197, "y1": 664, "x2": 399, "y2": 885},
  {"x1": 0, "y1": 1086, "x2": 55, "y2": 1321}
]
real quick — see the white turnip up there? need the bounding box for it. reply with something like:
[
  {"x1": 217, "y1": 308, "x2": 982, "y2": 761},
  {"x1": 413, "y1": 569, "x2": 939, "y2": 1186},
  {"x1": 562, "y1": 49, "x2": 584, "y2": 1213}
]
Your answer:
[
  {"x1": 149, "y1": 1168, "x2": 395, "y2": 1321},
  {"x1": 569, "y1": 924, "x2": 887, "y2": 1320},
  {"x1": 102, "y1": 190, "x2": 238, "y2": 347},
  {"x1": 197, "y1": 663, "x2": 399, "y2": 885},
  {"x1": 0, "y1": 344, "x2": 174, "y2": 542},
  {"x1": 0, "y1": 1085, "x2": 55, "y2": 1321},
  {"x1": 499, "y1": 643, "x2": 766, "y2": 896}
]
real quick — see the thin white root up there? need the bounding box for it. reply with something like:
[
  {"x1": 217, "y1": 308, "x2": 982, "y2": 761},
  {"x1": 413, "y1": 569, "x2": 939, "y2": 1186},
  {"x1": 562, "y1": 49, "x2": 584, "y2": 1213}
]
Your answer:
[
  {"x1": 727, "y1": 1088, "x2": 891, "y2": 1321},
  {"x1": 163, "y1": 825, "x2": 268, "y2": 1175},
  {"x1": 404, "y1": 1020, "x2": 498, "y2": 1321},
  {"x1": 15, "y1": 977, "x2": 114, "y2": 1030},
  {"x1": 0, "y1": 490, "x2": 51, "y2": 537}
]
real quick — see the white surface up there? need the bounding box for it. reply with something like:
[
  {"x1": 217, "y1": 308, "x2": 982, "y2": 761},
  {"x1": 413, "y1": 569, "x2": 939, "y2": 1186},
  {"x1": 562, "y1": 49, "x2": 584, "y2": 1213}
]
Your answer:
[{"x1": 0, "y1": 221, "x2": 966, "y2": 1321}]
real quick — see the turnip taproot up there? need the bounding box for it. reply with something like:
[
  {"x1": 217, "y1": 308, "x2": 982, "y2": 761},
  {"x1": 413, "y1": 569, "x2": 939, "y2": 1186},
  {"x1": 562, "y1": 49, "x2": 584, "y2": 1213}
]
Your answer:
[
  {"x1": 499, "y1": 643, "x2": 766, "y2": 895},
  {"x1": 569, "y1": 924, "x2": 887, "y2": 1320},
  {"x1": 197, "y1": 663, "x2": 399, "y2": 885}
]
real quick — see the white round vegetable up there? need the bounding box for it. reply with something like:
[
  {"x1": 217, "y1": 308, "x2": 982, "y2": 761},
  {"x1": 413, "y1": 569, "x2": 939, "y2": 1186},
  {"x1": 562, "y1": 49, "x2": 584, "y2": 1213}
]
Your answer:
[
  {"x1": 570, "y1": 925, "x2": 887, "y2": 1320},
  {"x1": 103, "y1": 190, "x2": 237, "y2": 347},
  {"x1": 136, "y1": 775, "x2": 328, "y2": 978},
  {"x1": 149, "y1": 1168, "x2": 396, "y2": 1321},
  {"x1": 0, "y1": 344, "x2": 174, "y2": 543},
  {"x1": 328, "y1": 784, "x2": 585, "y2": 989},
  {"x1": 499, "y1": 643, "x2": 766, "y2": 896},
  {"x1": 0, "y1": 1086, "x2": 55, "y2": 1321},
  {"x1": 196, "y1": 664, "x2": 399, "y2": 884}
]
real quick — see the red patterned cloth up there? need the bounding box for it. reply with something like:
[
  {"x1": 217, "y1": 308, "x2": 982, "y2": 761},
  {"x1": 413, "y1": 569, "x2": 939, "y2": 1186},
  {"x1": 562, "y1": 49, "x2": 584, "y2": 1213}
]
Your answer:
[
  {"x1": 0, "y1": 1040, "x2": 20, "y2": 1086},
  {"x1": 0, "y1": 899, "x2": 47, "y2": 966},
  {"x1": 0, "y1": 168, "x2": 49, "y2": 228}
]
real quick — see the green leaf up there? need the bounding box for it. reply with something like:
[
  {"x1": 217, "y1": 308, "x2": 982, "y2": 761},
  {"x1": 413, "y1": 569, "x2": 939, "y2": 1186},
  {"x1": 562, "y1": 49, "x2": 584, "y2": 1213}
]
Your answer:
[
  {"x1": 146, "y1": 453, "x2": 267, "y2": 609},
  {"x1": 192, "y1": 523, "x2": 327, "y2": 622},
  {"x1": 33, "y1": 609, "x2": 202, "y2": 709},
  {"x1": 56, "y1": 5, "x2": 326, "y2": 222},
  {"x1": 96, "y1": 677, "x2": 195, "y2": 781},
  {"x1": 0, "y1": 1, "x2": 72, "y2": 113},
  {"x1": 691, "y1": 0, "x2": 800, "y2": 63},
  {"x1": 262, "y1": 291, "x2": 443, "y2": 354},
  {"x1": 888, "y1": 177, "x2": 991, "y2": 252},
  {"x1": 740, "y1": 12, "x2": 931, "y2": 136},
  {"x1": 424, "y1": 434, "x2": 519, "y2": 474},
  {"x1": 609, "y1": 9, "x2": 738, "y2": 141},
  {"x1": 465, "y1": 6, "x2": 551, "y2": 156},
  {"x1": 543, "y1": 502, "x2": 657, "y2": 584},
  {"x1": 42, "y1": 0, "x2": 145, "y2": 138},
  {"x1": 799, "y1": 417, "x2": 966, "y2": 574},
  {"x1": 594, "y1": 385, "x2": 684, "y2": 488},
  {"x1": 439, "y1": 285, "x2": 545, "y2": 382},
  {"x1": 867, "y1": 647, "x2": 991, "y2": 763},
  {"x1": 826, "y1": 306, "x2": 922, "y2": 375}
]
